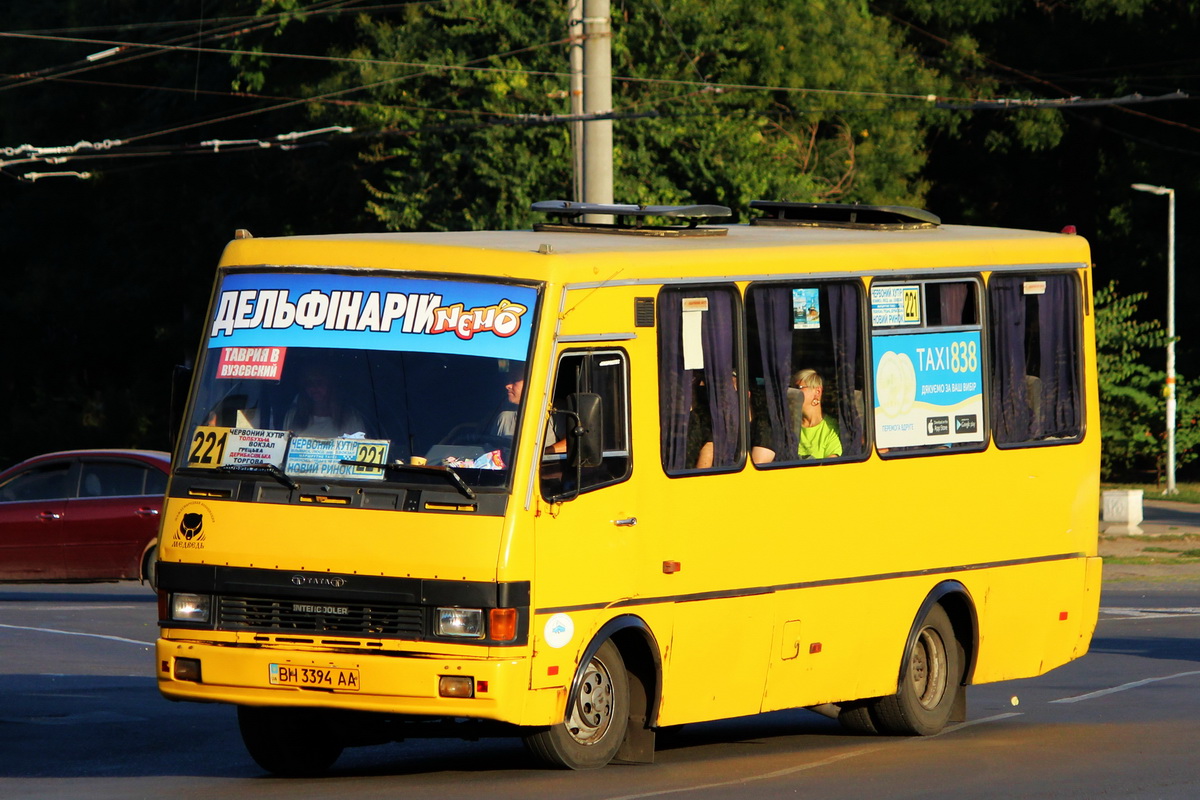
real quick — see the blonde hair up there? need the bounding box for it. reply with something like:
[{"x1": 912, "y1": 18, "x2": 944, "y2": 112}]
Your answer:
[{"x1": 793, "y1": 368, "x2": 823, "y2": 389}]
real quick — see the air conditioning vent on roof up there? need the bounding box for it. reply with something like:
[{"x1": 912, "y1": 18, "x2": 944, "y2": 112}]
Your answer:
[
  {"x1": 532, "y1": 200, "x2": 731, "y2": 237},
  {"x1": 749, "y1": 200, "x2": 940, "y2": 230}
]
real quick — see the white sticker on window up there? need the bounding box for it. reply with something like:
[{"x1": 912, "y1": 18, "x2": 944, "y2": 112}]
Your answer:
[{"x1": 682, "y1": 308, "x2": 705, "y2": 370}]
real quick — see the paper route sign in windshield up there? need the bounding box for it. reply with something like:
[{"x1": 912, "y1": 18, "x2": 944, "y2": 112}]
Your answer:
[{"x1": 208, "y1": 272, "x2": 537, "y2": 360}]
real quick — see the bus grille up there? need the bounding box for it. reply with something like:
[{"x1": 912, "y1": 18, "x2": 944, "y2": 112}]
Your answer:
[{"x1": 217, "y1": 596, "x2": 424, "y2": 638}]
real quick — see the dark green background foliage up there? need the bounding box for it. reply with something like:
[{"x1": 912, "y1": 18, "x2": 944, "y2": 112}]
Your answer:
[{"x1": 3, "y1": 1, "x2": 1199, "y2": 478}]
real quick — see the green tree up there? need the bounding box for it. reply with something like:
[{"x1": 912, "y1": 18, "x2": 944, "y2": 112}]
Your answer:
[
  {"x1": 234, "y1": 0, "x2": 950, "y2": 231},
  {"x1": 1094, "y1": 281, "x2": 1200, "y2": 480}
]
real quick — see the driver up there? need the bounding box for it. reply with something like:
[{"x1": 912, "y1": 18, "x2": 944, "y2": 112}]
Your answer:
[{"x1": 490, "y1": 365, "x2": 564, "y2": 454}]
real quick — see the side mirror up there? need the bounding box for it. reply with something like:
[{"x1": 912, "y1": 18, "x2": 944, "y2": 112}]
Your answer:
[{"x1": 567, "y1": 392, "x2": 603, "y2": 469}]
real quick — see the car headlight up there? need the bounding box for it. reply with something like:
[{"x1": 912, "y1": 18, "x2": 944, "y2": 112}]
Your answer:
[
  {"x1": 170, "y1": 593, "x2": 212, "y2": 623},
  {"x1": 436, "y1": 607, "x2": 484, "y2": 638}
]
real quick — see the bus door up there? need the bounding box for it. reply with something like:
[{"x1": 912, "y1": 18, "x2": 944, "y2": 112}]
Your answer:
[{"x1": 530, "y1": 348, "x2": 638, "y2": 687}]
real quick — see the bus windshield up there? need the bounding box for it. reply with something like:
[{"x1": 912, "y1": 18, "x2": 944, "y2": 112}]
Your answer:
[{"x1": 181, "y1": 271, "x2": 538, "y2": 488}]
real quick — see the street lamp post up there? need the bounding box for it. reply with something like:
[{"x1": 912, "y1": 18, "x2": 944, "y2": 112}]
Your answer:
[{"x1": 1131, "y1": 182, "x2": 1178, "y2": 495}]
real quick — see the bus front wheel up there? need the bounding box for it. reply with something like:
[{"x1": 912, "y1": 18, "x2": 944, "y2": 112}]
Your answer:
[
  {"x1": 872, "y1": 604, "x2": 962, "y2": 736},
  {"x1": 524, "y1": 639, "x2": 629, "y2": 769},
  {"x1": 237, "y1": 706, "x2": 344, "y2": 777}
]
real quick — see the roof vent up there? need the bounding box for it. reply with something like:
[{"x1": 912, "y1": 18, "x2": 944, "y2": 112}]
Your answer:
[
  {"x1": 532, "y1": 200, "x2": 731, "y2": 237},
  {"x1": 749, "y1": 201, "x2": 940, "y2": 230}
]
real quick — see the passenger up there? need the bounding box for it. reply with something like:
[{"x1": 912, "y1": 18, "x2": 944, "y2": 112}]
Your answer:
[
  {"x1": 794, "y1": 368, "x2": 842, "y2": 459},
  {"x1": 284, "y1": 366, "x2": 366, "y2": 438},
  {"x1": 686, "y1": 375, "x2": 715, "y2": 469},
  {"x1": 749, "y1": 387, "x2": 776, "y2": 465}
]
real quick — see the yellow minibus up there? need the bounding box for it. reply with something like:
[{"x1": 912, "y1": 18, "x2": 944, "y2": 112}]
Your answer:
[{"x1": 156, "y1": 200, "x2": 1101, "y2": 774}]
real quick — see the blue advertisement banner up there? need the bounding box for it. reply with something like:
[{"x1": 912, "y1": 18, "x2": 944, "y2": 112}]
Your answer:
[
  {"x1": 207, "y1": 272, "x2": 537, "y2": 361},
  {"x1": 872, "y1": 330, "x2": 984, "y2": 448}
]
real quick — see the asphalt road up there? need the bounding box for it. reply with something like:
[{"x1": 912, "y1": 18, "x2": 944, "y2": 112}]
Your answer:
[{"x1": 1, "y1": 581, "x2": 1197, "y2": 799}]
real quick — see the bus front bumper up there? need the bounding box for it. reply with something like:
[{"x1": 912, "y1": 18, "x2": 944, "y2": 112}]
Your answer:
[{"x1": 155, "y1": 636, "x2": 562, "y2": 726}]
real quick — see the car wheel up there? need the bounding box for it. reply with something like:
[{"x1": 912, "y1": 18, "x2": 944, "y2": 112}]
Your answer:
[
  {"x1": 871, "y1": 604, "x2": 962, "y2": 735},
  {"x1": 141, "y1": 545, "x2": 158, "y2": 590},
  {"x1": 524, "y1": 639, "x2": 629, "y2": 769},
  {"x1": 237, "y1": 706, "x2": 344, "y2": 777}
]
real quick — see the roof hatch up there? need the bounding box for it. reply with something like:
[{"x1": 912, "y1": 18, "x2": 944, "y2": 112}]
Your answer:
[
  {"x1": 532, "y1": 200, "x2": 731, "y2": 237},
  {"x1": 749, "y1": 200, "x2": 940, "y2": 230}
]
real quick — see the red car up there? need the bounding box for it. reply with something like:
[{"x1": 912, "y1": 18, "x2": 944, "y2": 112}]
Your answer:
[{"x1": 0, "y1": 449, "x2": 170, "y2": 584}]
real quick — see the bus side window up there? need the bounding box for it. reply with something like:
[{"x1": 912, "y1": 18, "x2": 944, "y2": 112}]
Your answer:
[
  {"x1": 745, "y1": 281, "x2": 868, "y2": 466},
  {"x1": 540, "y1": 350, "x2": 631, "y2": 500},
  {"x1": 989, "y1": 274, "x2": 1083, "y2": 445},
  {"x1": 658, "y1": 287, "x2": 743, "y2": 473}
]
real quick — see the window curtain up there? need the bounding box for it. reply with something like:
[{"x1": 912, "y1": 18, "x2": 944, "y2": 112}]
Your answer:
[
  {"x1": 658, "y1": 288, "x2": 739, "y2": 470},
  {"x1": 939, "y1": 282, "x2": 969, "y2": 326},
  {"x1": 1038, "y1": 276, "x2": 1081, "y2": 438},
  {"x1": 827, "y1": 283, "x2": 865, "y2": 457},
  {"x1": 752, "y1": 287, "x2": 797, "y2": 459},
  {"x1": 990, "y1": 277, "x2": 1034, "y2": 443}
]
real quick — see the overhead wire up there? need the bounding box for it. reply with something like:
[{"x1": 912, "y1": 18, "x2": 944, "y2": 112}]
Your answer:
[
  {"x1": 3, "y1": 2, "x2": 451, "y2": 36},
  {"x1": 871, "y1": 3, "x2": 1200, "y2": 134},
  {"x1": 4, "y1": 5, "x2": 1197, "y2": 179}
]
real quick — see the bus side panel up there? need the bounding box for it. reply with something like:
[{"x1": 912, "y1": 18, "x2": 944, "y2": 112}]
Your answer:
[
  {"x1": 968, "y1": 556, "x2": 1095, "y2": 684},
  {"x1": 657, "y1": 593, "x2": 775, "y2": 726},
  {"x1": 761, "y1": 582, "x2": 917, "y2": 713}
]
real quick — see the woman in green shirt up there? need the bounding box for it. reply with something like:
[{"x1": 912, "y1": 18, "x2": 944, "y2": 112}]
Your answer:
[{"x1": 795, "y1": 368, "x2": 842, "y2": 459}]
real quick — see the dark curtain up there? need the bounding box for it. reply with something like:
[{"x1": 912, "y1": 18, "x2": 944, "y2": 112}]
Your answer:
[
  {"x1": 828, "y1": 283, "x2": 865, "y2": 457},
  {"x1": 990, "y1": 277, "x2": 1033, "y2": 443},
  {"x1": 658, "y1": 291, "x2": 693, "y2": 471},
  {"x1": 658, "y1": 288, "x2": 739, "y2": 470},
  {"x1": 753, "y1": 287, "x2": 797, "y2": 459},
  {"x1": 1038, "y1": 276, "x2": 1082, "y2": 438},
  {"x1": 701, "y1": 291, "x2": 739, "y2": 466},
  {"x1": 940, "y1": 282, "x2": 968, "y2": 326}
]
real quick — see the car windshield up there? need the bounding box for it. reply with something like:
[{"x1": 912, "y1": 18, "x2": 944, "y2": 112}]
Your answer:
[{"x1": 181, "y1": 271, "x2": 538, "y2": 489}]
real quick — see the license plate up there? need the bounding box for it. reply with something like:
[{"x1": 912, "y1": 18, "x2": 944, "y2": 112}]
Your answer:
[{"x1": 269, "y1": 663, "x2": 360, "y2": 691}]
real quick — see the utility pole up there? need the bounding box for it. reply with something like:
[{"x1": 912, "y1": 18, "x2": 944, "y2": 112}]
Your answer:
[
  {"x1": 568, "y1": 0, "x2": 583, "y2": 202},
  {"x1": 581, "y1": 0, "x2": 612, "y2": 215}
]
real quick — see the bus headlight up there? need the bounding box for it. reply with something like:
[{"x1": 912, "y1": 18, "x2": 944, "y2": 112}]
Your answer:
[
  {"x1": 436, "y1": 607, "x2": 484, "y2": 638},
  {"x1": 170, "y1": 593, "x2": 212, "y2": 623}
]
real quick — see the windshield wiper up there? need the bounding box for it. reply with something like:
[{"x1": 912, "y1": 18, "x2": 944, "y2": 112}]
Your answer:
[
  {"x1": 339, "y1": 460, "x2": 476, "y2": 500},
  {"x1": 215, "y1": 462, "x2": 299, "y2": 490}
]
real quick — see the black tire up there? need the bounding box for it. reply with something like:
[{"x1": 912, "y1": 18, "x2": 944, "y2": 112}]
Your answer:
[
  {"x1": 837, "y1": 700, "x2": 880, "y2": 734},
  {"x1": 524, "y1": 639, "x2": 629, "y2": 769},
  {"x1": 871, "y1": 604, "x2": 962, "y2": 736},
  {"x1": 237, "y1": 706, "x2": 344, "y2": 777},
  {"x1": 141, "y1": 545, "x2": 158, "y2": 590}
]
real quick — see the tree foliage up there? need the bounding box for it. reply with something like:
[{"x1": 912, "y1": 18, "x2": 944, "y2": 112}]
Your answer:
[
  {"x1": 236, "y1": 0, "x2": 948, "y2": 230},
  {"x1": 1094, "y1": 281, "x2": 1200, "y2": 479}
]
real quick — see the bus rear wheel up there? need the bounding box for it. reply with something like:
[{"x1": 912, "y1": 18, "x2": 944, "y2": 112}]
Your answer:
[
  {"x1": 524, "y1": 639, "x2": 629, "y2": 769},
  {"x1": 872, "y1": 604, "x2": 962, "y2": 736},
  {"x1": 237, "y1": 706, "x2": 344, "y2": 777}
]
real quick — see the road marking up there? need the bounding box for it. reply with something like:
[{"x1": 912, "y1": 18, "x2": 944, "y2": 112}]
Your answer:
[
  {"x1": 1051, "y1": 670, "x2": 1200, "y2": 704},
  {"x1": 0, "y1": 622, "x2": 152, "y2": 647},
  {"x1": 601, "y1": 712, "x2": 1025, "y2": 800},
  {"x1": 601, "y1": 745, "x2": 893, "y2": 800},
  {"x1": 946, "y1": 711, "x2": 1023, "y2": 729},
  {"x1": 1100, "y1": 606, "x2": 1200, "y2": 619}
]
